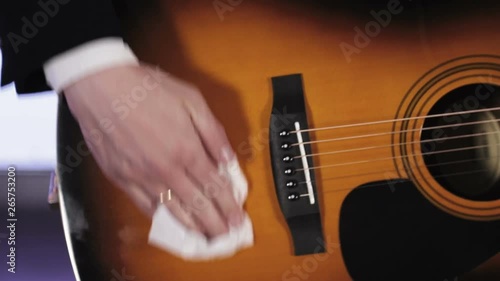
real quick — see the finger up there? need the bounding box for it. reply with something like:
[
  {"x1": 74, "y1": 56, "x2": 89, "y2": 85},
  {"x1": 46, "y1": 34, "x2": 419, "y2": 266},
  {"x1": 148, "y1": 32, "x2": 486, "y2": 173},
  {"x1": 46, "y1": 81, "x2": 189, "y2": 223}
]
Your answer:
[
  {"x1": 162, "y1": 195, "x2": 203, "y2": 233},
  {"x1": 122, "y1": 182, "x2": 204, "y2": 234},
  {"x1": 186, "y1": 153, "x2": 244, "y2": 227},
  {"x1": 125, "y1": 181, "x2": 206, "y2": 234},
  {"x1": 168, "y1": 171, "x2": 229, "y2": 237},
  {"x1": 184, "y1": 93, "x2": 235, "y2": 164}
]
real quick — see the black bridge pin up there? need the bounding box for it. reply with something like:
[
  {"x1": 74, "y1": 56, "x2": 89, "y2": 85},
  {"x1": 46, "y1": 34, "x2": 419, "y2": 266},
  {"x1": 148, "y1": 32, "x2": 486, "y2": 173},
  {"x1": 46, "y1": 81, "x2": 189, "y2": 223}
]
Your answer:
[
  {"x1": 282, "y1": 155, "x2": 294, "y2": 162},
  {"x1": 284, "y1": 168, "x2": 295, "y2": 175},
  {"x1": 286, "y1": 181, "x2": 297, "y2": 188}
]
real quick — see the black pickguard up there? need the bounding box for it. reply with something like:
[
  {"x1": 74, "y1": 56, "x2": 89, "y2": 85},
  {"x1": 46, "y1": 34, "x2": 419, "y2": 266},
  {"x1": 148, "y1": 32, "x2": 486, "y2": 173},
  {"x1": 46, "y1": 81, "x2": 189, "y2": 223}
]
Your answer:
[{"x1": 339, "y1": 179, "x2": 500, "y2": 281}]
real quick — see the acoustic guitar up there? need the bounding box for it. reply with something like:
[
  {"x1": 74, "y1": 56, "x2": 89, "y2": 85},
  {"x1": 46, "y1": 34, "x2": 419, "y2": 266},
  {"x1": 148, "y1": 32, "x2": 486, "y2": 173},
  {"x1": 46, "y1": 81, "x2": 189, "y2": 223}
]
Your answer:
[{"x1": 56, "y1": 1, "x2": 500, "y2": 280}]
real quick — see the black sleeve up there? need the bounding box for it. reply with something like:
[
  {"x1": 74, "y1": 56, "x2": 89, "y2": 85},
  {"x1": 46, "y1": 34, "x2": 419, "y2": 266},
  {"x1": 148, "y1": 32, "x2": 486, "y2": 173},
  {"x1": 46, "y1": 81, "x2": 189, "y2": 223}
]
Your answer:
[{"x1": 0, "y1": 0, "x2": 122, "y2": 93}]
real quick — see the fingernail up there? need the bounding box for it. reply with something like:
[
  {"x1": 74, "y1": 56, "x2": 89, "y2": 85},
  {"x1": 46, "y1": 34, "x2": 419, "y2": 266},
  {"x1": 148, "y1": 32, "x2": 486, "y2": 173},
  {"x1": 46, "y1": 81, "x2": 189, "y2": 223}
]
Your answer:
[{"x1": 229, "y1": 212, "x2": 244, "y2": 227}]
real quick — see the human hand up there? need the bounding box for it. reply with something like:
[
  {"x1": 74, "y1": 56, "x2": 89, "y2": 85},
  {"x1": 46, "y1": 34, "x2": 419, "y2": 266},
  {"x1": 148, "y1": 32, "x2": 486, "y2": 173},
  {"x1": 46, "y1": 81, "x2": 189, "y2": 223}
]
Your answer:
[{"x1": 63, "y1": 64, "x2": 244, "y2": 237}]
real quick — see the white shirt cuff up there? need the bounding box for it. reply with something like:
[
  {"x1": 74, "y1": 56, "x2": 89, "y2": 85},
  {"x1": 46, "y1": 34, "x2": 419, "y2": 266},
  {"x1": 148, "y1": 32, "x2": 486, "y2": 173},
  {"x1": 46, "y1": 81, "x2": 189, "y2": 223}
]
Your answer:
[{"x1": 43, "y1": 37, "x2": 139, "y2": 92}]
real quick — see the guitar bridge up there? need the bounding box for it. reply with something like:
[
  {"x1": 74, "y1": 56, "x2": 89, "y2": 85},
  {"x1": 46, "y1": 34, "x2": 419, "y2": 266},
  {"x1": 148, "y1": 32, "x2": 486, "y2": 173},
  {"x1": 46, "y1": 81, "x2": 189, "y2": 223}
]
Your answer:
[{"x1": 269, "y1": 74, "x2": 325, "y2": 256}]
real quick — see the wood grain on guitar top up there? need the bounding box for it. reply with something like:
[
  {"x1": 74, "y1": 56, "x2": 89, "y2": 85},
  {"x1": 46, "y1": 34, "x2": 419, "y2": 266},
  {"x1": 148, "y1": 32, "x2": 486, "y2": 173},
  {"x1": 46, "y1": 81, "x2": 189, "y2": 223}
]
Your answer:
[{"x1": 58, "y1": 1, "x2": 500, "y2": 280}]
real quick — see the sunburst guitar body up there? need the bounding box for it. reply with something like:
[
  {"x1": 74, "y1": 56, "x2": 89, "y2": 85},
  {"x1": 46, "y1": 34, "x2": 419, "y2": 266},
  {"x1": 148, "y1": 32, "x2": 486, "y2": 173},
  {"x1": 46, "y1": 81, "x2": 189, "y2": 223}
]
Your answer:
[{"x1": 57, "y1": 1, "x2": 500, "y2": 280}]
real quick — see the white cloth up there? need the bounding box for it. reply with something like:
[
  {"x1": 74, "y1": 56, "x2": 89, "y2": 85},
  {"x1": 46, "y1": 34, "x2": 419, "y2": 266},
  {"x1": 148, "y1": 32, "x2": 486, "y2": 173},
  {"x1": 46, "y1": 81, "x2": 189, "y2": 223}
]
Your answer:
[
  {"x1": 148, "y1": 158, "x2": 254, "y2": 260},
  {"x1": 43, "y1": 37, "x2": 139, "y2": 92}
]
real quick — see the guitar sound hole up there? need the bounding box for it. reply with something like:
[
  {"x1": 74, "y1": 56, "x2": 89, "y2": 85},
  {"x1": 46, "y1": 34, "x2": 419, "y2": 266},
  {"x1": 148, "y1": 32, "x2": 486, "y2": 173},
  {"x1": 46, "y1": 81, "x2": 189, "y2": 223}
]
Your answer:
[{"x1": 421, "y1": 83, "x2": 500, "y2": 201}]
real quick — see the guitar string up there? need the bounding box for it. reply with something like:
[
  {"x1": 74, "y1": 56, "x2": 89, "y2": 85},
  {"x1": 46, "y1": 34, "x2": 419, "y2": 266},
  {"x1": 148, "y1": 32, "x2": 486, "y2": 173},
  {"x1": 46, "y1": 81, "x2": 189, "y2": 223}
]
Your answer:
[
  {"x1": 297, "y1": 154, "x2": 498, "y2": 190},
  {"x1": 296, "y1": 142, "x2": 500, "y2": 172},
  {"x1": 289, "y1": 105, "x2": 500, "y2": 134},
  {"x1": 279, "y1": 107, "x2": 500, "y2": 195},
  {"x1": 290, "y1": 117, "x2": 500, "y2": 147},
  {"x1": 294, "y1": 130, "x2": 498, "y2": 159},
  {"x1": 319, "y1": 168, "x2": 492, "y2": 194},
  {"x1": 290, "y1": 138, "x2": 500, "y2": 194}
]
